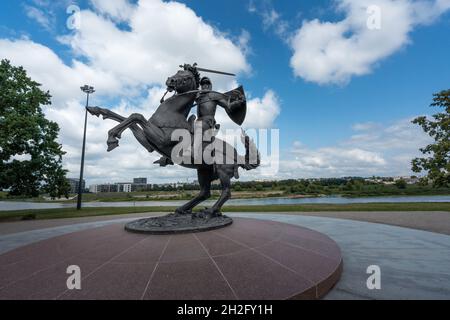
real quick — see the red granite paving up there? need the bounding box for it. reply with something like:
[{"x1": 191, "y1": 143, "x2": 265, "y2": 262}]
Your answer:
[
  {"x1": 143, "y1": 259, "x2": 237, "y2": 300},
  {"x1": 0, "y1": 218, "x2": 342, "y2": 300}
]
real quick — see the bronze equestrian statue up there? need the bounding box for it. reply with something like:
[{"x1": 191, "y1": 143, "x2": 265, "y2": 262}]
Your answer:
[{"x1": 87, "y1": 63, "x2": 259, "y2": 220}]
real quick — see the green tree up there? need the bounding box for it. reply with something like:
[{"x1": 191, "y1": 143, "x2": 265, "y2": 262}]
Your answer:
[
  {"x1": 395, "y1": 179, "x2": 407, "y2": 189},
  {"x1": 233, "y1": 184, "x2": 242, "y2": 191},
  {"x1": 412, "y1": 90, "x2": 450, "y2": 187},
  {"x1": 343, "y1": 179, "x2": 355, "y2": 191},
  {"x1": 418, "y1": 177, "x2": 429, "y2": 187},
  {"x1": 0, "y1": 59, "x2": 69, "y2": 198},
  {"x1": 255, "y1": 184, "x2": 264, "y2": 191}
]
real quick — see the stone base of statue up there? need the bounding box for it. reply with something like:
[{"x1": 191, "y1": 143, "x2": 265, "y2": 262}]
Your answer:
[{"x1": 124, "y1": 213, "x2": 233, "y2": 234}]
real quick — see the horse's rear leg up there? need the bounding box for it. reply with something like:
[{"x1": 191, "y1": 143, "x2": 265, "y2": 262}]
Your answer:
[
  {"x1": 87, "y1": 107, "x2": 125, "y2": 122},
  {"x1": 107, "y1": 113, "x2": 148, "y2": 151},
  {"x1": 202, "y1": 165, "x2": 234, "y2": 218},
  {"x1": 129, "y1": 126, "x2": 155, "y2": 153},
  {"x1": 88, "y1": 107, "x2": 154, "y2": 153},
  {"x1": 175, "y1": 167, "x2": 213, "y2": 215}
]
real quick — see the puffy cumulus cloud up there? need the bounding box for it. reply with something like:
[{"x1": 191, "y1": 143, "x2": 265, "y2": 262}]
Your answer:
[
  {"x1": 59, "y1": 0, "x2": 251, "y2": 91},
  {"x1": 286, "y1": 146, "x2": 386, "y2": 177},
  {"x1": 244, "y1": 90, "x2": 281, "y2": 129},
  {"x1": 279, "y1": 117, "x2": 433, "y2": 178},
  {"x1": 290, "y1": 0, "x2": 450, "y2": 85},
  {"x1": 2, "y1": 0, "x2": 253, "y2": 104},
  {"x1": 215, "y1": 89, "x2": 281, "y2": 130},
  {"x1": 0, "y1": 0, "x2": 281, "y2": 185},
  {"x1": 343, "y1": 116, "x2": 432, "y2": 152},
  {"x1": 90, "y1": 0, "x2": 135, "y2": 22},
  {"x1": 0, "y1": 39, "x2": 123, "y2": 107}
]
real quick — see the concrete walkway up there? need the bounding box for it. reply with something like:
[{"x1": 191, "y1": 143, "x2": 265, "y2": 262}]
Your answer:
[
  {"x1": 1, "y1": 211, "x2": 449, "y2": 235},
  {"x1": 0, "y1": 212, "x2": 160, "y2": 235},
  {"x1": 233, "y1": 214, "x2": 450, "y2": 300},
  {"x1": 1, "y1": 213, "x2": 449, "y2": 299}
]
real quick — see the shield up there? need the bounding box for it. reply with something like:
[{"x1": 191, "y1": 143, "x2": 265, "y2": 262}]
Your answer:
[{"x1": 223, "y1": 86, "x2": 247, "y2": 126}]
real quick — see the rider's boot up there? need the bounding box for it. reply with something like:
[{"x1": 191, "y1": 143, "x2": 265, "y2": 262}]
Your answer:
[{"x1": 154, "y1": 156, "x2": 174, "y2": 167}]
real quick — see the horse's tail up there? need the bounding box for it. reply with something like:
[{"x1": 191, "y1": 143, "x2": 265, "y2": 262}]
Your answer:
[{"x1": 239, "y1": 129, "x2": 260, "y2": 171}]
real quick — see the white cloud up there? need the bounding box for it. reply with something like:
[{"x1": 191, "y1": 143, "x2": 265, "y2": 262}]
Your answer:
[
  {"x1": 216, "y1": 89, "x2": 281, "y2": 130},
  {"x1": 58, "y1": 0, "x2": 251, "y2": 91},
  {"x1": 0, "y1": 0, "x2": 280, "y2": 185},
  {"x1": 280, "y1": 117, "x2": 432, "y2": 178},
  {"x1": 290, "y1": 0, "x2": 450, "y2": 85},
  {"x1": 237, "y1": 29, "x2": 252, "y2": 56},
  {"x1": 287, "y1": 146, "x2": 386, "y2": 177},
  {"x1": 247, "y1": 0, "x2": 289, "y2": 38},
  {"x1": 0, "y1": 39, "x2": 122, "y2": 107},
  {"x1": 23, "y1": 4, "x2": 53, "y2": 31},
  {"x1": 245, "y1": 90, "x2": 281, "y2": 129},
  {"x1": 352, "y1": 122, "x2": 380, "y2": 131},
  {"x1": 23, "y1": 0, "x2": 71, "y2": 32},
  {"x1": 90, "y1": 0, "x2": 135, "y2": 22}
]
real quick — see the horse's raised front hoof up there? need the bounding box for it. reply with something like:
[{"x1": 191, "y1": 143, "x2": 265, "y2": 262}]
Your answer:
[
  {"x1": 107, "y1": 139, "x2": 119, "y2": 152},
  {"x1": 86, "y1": 106, "x2": 101, "y2": 117},
  {"x1": 108, "y1": 128, "x2": 123, "y2": 140}
]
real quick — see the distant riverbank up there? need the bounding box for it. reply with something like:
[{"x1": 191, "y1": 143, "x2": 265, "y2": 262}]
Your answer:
[
  {"x1": 1, "y1": 195, "x2": 450, "y2": 211},
  {"x1": 2, "y1": 186, "x2": 450, "y2": 204},
  {"x1": 0, "y1": 202, "x2": 449, "y2": 222}
]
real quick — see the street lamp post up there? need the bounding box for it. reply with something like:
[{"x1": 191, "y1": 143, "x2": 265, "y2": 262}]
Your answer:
[{"x1": 77, "y1": 85, "x2": 95, "y2": 210}]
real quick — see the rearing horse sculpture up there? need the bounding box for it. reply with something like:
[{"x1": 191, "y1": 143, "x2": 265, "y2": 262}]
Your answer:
[{"x1": 87, "y1": 64, "x2": 259, "y2": 219}]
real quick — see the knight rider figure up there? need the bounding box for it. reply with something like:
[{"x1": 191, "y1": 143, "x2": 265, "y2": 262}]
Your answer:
[{"x1": 154, "y1": 75, "x2": 246, "y2": 167}]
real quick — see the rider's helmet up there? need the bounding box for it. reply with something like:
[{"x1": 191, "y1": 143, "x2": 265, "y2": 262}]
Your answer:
[{"x1": 200, "y1": 77, "x2": 212, "y2": 88}]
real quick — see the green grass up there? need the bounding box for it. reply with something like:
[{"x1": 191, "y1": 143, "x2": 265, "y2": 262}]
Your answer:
[
  {"x1": 0, "y1": 206, "x2": 161, "y2": 222},
  {"x1": 224, "y1": 202, "x2": 450, "y2": 212},
  {"x1": 0, "y1": 202, "x2": 449, "y2": 222}
]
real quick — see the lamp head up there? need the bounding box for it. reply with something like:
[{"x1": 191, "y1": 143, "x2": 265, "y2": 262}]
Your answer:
[{"x1": 80, "y1": 85, "x2": 95, "y2": 94}]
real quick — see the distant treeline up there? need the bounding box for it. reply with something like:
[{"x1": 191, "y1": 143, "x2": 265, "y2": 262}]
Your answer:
[{"x1": 152, "y1": 177, "x2": 450, "y2": 197}]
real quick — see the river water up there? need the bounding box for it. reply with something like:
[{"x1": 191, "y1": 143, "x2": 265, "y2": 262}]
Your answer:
[{"x1": 1, "y1": 195, "x2": 449, "y2": 211}]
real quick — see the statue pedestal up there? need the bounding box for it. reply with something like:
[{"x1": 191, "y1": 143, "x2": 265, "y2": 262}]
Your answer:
[{"x1": 124, "y1": 214, "x2": 233, "y2": 234}]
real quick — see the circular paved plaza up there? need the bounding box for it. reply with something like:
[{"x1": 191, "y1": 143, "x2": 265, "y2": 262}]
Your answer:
[
  {"x1": 1, "y1": 213, "x2": 449, "y2": 299},
  {"x1": 0, "y1": 217, "x2": 342, "y2": 300}
]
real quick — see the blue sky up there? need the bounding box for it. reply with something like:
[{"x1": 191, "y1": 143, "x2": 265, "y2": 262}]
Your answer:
[
  {"x1": 1, "y1": 0, "x2": 449, "y2": 184},
  {"x1": 187, "y1": 0, "x2": 450, "y2": 147}
]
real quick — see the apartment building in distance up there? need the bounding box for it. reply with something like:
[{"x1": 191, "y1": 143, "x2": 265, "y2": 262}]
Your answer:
[
  {"x1": 89, "y1": 178, "x2": 145, "y2": 193},
  {"x1": 68, "y1": 178, "x2": 86, "y2": 194}
]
